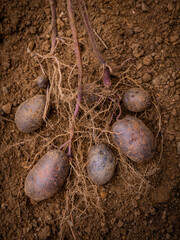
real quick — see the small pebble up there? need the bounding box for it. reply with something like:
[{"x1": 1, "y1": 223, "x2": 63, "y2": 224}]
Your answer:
[
  {"x1": 2, "y1": 102, "x2": 12, "y2": 114},
  {"x1": 143, "y1": 55, "x2": 153, "y2": 65},
  {"x1": 100, "y1": 191, "x2": 107, "y2": 200},
  {"x1": 118, "y1": 220, "x2": 124, "y2": 228}
]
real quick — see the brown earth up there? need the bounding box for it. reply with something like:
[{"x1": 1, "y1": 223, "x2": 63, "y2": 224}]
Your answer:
[{"x1": 0, "y1": 0, "x2": 180, "y2": 239}]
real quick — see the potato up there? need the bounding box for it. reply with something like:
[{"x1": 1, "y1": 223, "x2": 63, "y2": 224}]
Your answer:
[
  {"x1": 36, "y1": 75, "x2": 49, "y2": 89},
  {"x1": 123, "y1": 88, "x2": 151, "y2": 112},
  {"x1": 87, "y1": 144, "x2": 116, "y2": 185},
  {"x1": 112, "y1": 116, "x2": 155, "y2": 162},
  {"x1": 24, "y1": 150, "x2": 69, "y2": 201},
  {"x1": 15, "y1": 95, "x2": 46, "y2": 133}
]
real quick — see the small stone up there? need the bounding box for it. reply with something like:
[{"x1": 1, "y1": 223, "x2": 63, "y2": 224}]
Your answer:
[
  {"x1": 118, "y1": 220, "x2": 124, "y2": 227},
  {"x1": 2, "y1": 87, "x2": 8, "y2": 95},
  {"x1": 171, "y1": 108, "x2": 177, "y2": 116},
  {"x1": 143, "y1": 55, "x2": 153, "y2": 65},
  {"x1": 170, "y1": 35, "x2": 179, "y2": 43},
  {"x1": 100, "y1": 191, "x2": 107, "y2": 199},
  {"x1": 2, "y1": 102, "x2": 12, "y2": 114},
  {"x1": 142, "y1": 2, "x2": 149, "y2": 12},
  {"x1": 143, "y1": 73, "x2": 152, "y2": 81}
]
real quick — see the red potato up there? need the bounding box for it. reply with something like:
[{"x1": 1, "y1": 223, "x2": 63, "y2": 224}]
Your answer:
[
  {"x1": 87, "y1": 144, "x2": 116, "y2": 185},
  {"x1": 112, "y1": 116, "x2": 156, "y2": 162},
  {"x1": 24, "y1": 150, "x2": 69, "y2": 201},
  {"x1": 123, "y1": 88, "x2": 151, "y2": 112},
  {"x1": 15, "y1": 95, "x2": 46, "y2": 133}
]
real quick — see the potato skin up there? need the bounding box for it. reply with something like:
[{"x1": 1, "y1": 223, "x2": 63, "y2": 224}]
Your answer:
[
  {"x1": 15, "y1": 95, "x2": 46, "y2": 133},
  {"x1": 112, "y1": 116, "x2": 155, "y2": 162},
  {"x1": 123, "y1": 88, "x2": 151, "y2": 112},
  {"x1": 24, "y1": 150, "x2": 69, "y2": 201},
  {"x1": 87, "y1": 144, "x2": 116, "y2": 185}
]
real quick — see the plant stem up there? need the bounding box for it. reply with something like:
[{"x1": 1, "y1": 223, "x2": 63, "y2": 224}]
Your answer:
[
  {"x1": 67, "y1": 0, "x2": 83, "y2": 157},
  {"x1": 67, "y1": 0, "x2": 82, "y2": 117},
  {"x1": 49, "y1": 0, "x2": 58, "y2": 54},
  {"x1": 78, "y1": 0, "x2": 111, "y2": 88}
]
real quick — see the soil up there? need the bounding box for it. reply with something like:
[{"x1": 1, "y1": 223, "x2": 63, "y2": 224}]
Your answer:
[{"x1": 0, "y1": 0, "x2": 180, "y2": 239}]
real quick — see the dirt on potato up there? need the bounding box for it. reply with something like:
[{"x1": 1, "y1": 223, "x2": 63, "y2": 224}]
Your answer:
[{"x1": 0, "y1": 0, "x2": 180, "y2": 240}]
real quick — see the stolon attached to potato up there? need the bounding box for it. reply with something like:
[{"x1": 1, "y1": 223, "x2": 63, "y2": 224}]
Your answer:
[{"x1": 14, "y1": 0, "x2": 156, "y2": 202}]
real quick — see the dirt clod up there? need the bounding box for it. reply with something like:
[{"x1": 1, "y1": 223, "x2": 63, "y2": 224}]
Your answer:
[
  {"x1": 142, "y1": 2, "x2": 149, "y2": 12},
  {"x1": 143, "y1": 55, "x2": 153, "y2": 65},
  {"x1": 2, "y1": 102, "x2": 12, "y2": 114}
]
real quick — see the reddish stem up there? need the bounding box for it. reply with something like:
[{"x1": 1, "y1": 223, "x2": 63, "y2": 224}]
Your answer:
[
  {"x1": 67, "y1": 0, "x2": 82, "y2": 118},
  {"x1": 67, "y1": 0, "x2": 83, "y2": 157},
  {"x1": 78, "y1": 0, "x2": 111, "y2": 88},
  {"x1": 49, "y1": 0, "x2": 58, "y2": 54}
]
